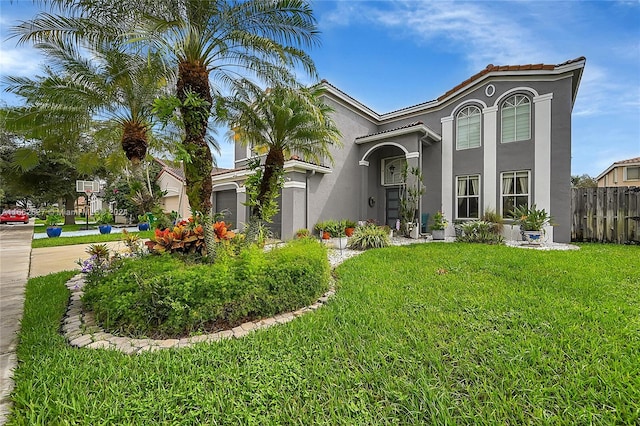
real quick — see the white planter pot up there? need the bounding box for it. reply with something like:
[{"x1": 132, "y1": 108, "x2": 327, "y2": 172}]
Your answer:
[
  {"x1": 410, "y1": 225, "x2": 420, "y2": 239},
  {"x1": 431, "y1": 229, "x2": 445, "y2": 240},
  {"x1": 331, "y1": 237, "x2": 348, "y2": 249},
  {"x1": 522, "y1": 230, "x2": 543, "y2": 244}
]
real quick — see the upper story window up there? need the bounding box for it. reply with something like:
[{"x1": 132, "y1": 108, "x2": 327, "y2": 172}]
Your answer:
[
  {"x1": 382, "y1": 157, "x2": 405, "y2": 186},
  {"x1": 501, "y1": 170, "x2": 530, "y2": 217},
  {"x1": 501, "y1": 94, "x2": 531, "y2": 143},
  {"x1": 456, "y1": 106, "x2": 481, "y2": 150},
  {"x1": 625, "y1": 166, "x2": 640, "y2": 181}
]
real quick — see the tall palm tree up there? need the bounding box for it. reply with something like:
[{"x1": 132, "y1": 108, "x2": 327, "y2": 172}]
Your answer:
[
  {"x1": 133, "y1": 0, "x2": 320, "y2": 215},
  {"x1": 13, "y1": 0, "x2": 319, "y2": 257},
  {"x1": 224, "y1": 83, "x2": 341, "y2": 220},
  {"x1": 3, "y1": 37, "x2": 174, "y2": 186}
]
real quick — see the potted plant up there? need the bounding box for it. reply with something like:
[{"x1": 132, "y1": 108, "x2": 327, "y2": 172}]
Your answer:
[
  {"x1": 344, "y1": 219, "x2": 357, "y2": 237},
  {"x1": 314, "y1": 221, "x2": 331, "y2": 240},
  {"x1": 511, "y1": 204, "x2": 553, "y2": 244},
  {"x1": 94, "y1": 209, "x2": 114, "y2": 234},
  {"x1": 329, "y1": 220, "x2": 348, "y2": 249},
  {"x1": 295, "y1": 228, "x2": 310, "y2": 239},
  {"x1": 137, "y1": 213, "x2": 150, "y2": 231},
  {"x1": 45, "y1": 212, "x2": 63, "y2": 238},
  {"x1": 430, "y1": 211, "x2": 447, "y2": 240}
]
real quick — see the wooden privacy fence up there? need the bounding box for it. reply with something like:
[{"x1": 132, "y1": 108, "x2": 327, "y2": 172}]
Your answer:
[{"x1": 571, "y1": 187, "x2": 640, "y2": 243}]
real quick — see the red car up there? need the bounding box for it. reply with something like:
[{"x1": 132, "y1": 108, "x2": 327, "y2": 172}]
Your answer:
[{"x1": 0, "y1": 210, "x2": 30, "y2": 224}]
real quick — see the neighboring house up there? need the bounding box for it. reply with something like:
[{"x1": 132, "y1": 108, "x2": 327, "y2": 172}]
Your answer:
[
  {"x1": 155, "y1": 158, "x2": 232, "y2": 222},
  {"x1": 211, "y1": 57, "x2": 586, "y2": 243},
  {"x1": 154, "y1": 158, "x2": 190, "y2": 220},
  {"x1": 596, "y1": 157, "x2": 640, "y2": 188}
]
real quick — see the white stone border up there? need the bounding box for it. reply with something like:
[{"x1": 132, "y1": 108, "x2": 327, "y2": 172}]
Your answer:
[{"x1": 63, "y1": 274, "x2": 336, "y2": 354}]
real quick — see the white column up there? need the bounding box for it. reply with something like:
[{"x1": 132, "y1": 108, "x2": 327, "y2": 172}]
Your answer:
[
  {"x1": 482, "y1": 106, "x2": 498, "y2": 212},
  {"x1": 440, "y1": 116, "x2": 454, "y2": 235},
  {"x1": 534, "y1": 93, "x2": 553, "y2": 240},
  {"x1": 236, "y1": 186, "x2": 247, "y2": 232}
]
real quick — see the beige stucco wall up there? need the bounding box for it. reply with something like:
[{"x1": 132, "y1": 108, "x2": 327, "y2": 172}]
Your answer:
[
  {"x1": 597, "y1": 166, "x2": 640, "y2": 188},
  {"x1": 157, "y1": 172, "x2": 190, "y2": 219}
]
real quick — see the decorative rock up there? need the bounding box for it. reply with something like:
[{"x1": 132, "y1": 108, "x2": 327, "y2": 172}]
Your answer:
[
  {"x1": 70, "y1": 335, "x2": 92, "y2": 348},
  {"x1": 158, "y1": 339, "x2": 179, "y2": 348},
  {"x1": 218, "y1": 330, "x2": 233, "y2": 339},
  {"x1": 240, "y1": 322, "x2": 256, "y2": 332},
  {"x1": 87, "y1": 340, "x2": 112, "y2": 349}
]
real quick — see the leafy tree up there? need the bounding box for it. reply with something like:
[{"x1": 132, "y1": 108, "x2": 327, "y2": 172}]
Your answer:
[
  {"x1": 224, "y1": 84, "x2": 341, "y2": 221},
  {"x1": 0, "y1": 127, "x2": 109, "y2": 224},
  {"x1": 571, "y1": 174, "x2": 598, "y2": 188}
]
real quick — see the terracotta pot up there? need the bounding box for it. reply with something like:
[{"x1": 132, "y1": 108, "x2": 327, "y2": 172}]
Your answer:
[
  {"x1": 345, "y1": 227, "x2": 355, "y2": 237},
  {"x1": 322, "y1": 231, "x2": 330, "y2": 240}
]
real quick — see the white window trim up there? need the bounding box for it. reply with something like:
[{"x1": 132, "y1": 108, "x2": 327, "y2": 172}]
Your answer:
[
  {"x1": 456, "y1": 106, "x2": 482, "y2": 151},
  {"x1": 381, "y1": 156, "x2": 406, "y2": 186},
  {"x1": 500, "y1": 94, "x2": 531, "y2": 144},
  {"x1": 624, "y1": 166, "x2": 640, "y2": 181},
  {"x1": 500, "y1": 170, "x2": 531, "y2": 217},
  {"x1": 456, "y1": 174, "x2": 481, "y2": 219}
]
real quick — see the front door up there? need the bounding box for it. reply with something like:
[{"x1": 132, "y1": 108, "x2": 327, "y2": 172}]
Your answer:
[{"x1": 386, "y1": 187, "x2": 400, "y2": 228}]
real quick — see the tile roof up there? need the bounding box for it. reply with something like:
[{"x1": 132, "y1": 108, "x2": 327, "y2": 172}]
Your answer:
[
  {"x1": 355, "y1": 121, "x2": 425, "y2": 140},
  {"x1": 437, "y1": 56, "x2": 587, "y2": 102},
  {"x1": 155, "y1": 157, "x2": 232, "y2": 181},
  {"x1": 154, "y1": 158, "x2": 185, "y2": 182},
  {"x1": 613, "y1": 156, "x2": 640, "y2": 165}
]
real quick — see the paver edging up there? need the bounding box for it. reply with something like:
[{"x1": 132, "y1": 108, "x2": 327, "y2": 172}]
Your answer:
[{"x1": 62, "y1": 273, "x2": 337, "y2": 354}]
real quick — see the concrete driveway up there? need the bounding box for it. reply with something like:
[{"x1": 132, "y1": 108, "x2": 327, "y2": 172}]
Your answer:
[{"x1": 0, "y1": 221, "x2": 33, "y2": 425}]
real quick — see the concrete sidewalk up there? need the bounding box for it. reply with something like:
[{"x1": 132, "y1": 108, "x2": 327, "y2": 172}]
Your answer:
[
  {"x1": 29, "y1": 240, "x2": 129, "y2": 278},
  {"x1": 0, "y1": 222, "x2": 33, "y2": 425}
]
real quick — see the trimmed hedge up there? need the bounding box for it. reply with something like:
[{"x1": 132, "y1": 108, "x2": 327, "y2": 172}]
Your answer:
[{"x1": 82, "y1": 238, "x2": 330, "y2": 338}]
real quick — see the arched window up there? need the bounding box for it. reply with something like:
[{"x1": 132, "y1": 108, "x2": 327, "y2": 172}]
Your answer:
[
  {"x1": 456, "y1": 106, "x2": 481, "y2": 150},
  {"x1": 501, "y1": 94, "x2": 531, "y2": 143}
]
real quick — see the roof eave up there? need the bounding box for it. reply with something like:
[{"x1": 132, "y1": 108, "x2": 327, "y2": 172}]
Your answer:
[{"x1": 356, "y1": 124, "x2": 441, "y2": 144}]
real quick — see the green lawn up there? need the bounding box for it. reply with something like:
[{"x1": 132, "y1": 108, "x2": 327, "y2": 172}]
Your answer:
[
  {"x1": 9, "y1": 243, "x2": 639, "y2": 424},
  {"x1": 32, "y1": 230, "x2": 154, "y2": 248}
]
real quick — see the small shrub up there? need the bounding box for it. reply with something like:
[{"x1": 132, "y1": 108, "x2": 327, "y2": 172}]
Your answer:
[
  {"x1": 93, "y1": 209, "x2": 113, "y2": 225},
  {"x1": 348, "y1": 223, "x2": 390, "y2": 250},
  {"x1": 457, "y1": 221, "x2": 504, "y2": 244},
  {"x1": 82, "y1": 238, "x2": 330, "y2": 338},
  {"x1": 150, "y1": 217, "x2": 235, "y2": 255},
  {"x1": 481, "y1": 209, "x2": 504, "y2": 234},
  {"x1": 44, "y1": 212, "x2": 63, "y2": 227},
  {"x1": 294, "y1": 228, "x2": 310, "y2": 239}
]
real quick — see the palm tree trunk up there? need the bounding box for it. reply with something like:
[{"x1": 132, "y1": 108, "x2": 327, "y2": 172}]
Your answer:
[
  {"x1": 252, "y1": 148, "x2": 285, "y2": 218},
  {"x1": 177, "y1": 60, "x2": 215, "y2": 259}
]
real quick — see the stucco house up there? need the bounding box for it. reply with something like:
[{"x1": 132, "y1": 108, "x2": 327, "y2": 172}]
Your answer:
[
  {"x1": 596, "y1": 157, "x2": 640, "y2": 188},
  {"x1": 210, "y1": 57, "x2": 586, "y2": 243},
  {"x1": 155, "y1": 158, "x2": 190, "y2": 220}
]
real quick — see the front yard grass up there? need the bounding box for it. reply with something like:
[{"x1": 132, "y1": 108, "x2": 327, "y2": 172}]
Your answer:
[
  {"x1": 31, "y1": 230, "x2": 154, "y2": 248},
  {"x1": 9, "y1": 243, "x2": 639, "y2": 424}
]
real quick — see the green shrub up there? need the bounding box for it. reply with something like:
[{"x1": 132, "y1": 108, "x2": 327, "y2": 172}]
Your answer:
[
  {"x1": 348, "y1": 223, "x2": 390, "y2": 250},
  {"x1": 456, "y1": 220, "x2": 504, "y2": 244},
  {"x1": 93, "y1": 209, "x2": 113, "y2": 225},
  {"x1": 82, "y1": 238, "x2": 330, "y2": 338},
  {"x1": 481, "y1": 208, "x2": 504, "y2": 234}
]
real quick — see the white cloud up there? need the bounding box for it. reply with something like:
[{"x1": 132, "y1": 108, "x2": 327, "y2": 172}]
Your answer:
[{"x1": 0, "y1": 45, "x2": 43, "y2": 77}]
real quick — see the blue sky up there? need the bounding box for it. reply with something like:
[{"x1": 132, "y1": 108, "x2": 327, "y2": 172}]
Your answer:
[{"x1": 1, "y1": 0, "x2": 639, "y2": 177}]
